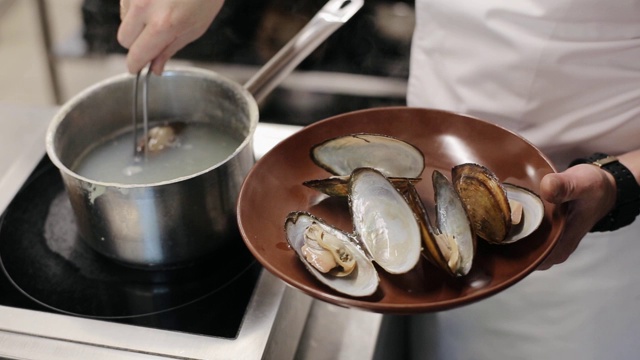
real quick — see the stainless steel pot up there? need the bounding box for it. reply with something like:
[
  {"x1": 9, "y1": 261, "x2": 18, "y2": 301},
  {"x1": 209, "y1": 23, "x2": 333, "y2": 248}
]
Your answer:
[{"x1": 45, "y1": 0, "x2": 363, "y2": 268}]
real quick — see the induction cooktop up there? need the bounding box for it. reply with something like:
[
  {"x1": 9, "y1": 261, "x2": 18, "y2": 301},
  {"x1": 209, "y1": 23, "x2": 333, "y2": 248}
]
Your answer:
[{"x1": 0, "y1": 156, "x2": 261, "y2": 339}]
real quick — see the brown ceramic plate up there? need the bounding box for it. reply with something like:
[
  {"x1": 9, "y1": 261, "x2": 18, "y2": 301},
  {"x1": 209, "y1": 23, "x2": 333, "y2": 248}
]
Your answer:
[{"x1": 237, "y1": 107, "x2": 566, "y2": 314}]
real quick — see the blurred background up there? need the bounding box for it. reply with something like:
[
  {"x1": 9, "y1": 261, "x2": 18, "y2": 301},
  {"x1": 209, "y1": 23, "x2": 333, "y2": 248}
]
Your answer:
[{"x1": 0, "y1": 0, "x2": 414, "y2": 125}]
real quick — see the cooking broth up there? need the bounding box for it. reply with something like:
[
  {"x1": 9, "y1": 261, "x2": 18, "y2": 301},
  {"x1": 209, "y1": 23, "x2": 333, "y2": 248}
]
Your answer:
[{"x1": 72, "y1": 122, "x2": 243, "y2": 184}]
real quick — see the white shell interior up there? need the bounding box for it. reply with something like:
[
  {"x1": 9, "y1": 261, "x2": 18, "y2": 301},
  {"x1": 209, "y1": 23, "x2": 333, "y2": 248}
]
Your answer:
[
  {"x1": 285, "y1": 212, "x2": 379, "y2": 297},
  {"x1": 349, "y1": 168, "x2": 422, "y2": 274},
  {"x1": 503, "y1": 183, "x2": 545, "y2": 243},
  {"x1": 312, "y1": 134, "x2": 425, "y2": 178},
  {"x1": 433, "y1": 171, "x2": 475, "y2": 275}
]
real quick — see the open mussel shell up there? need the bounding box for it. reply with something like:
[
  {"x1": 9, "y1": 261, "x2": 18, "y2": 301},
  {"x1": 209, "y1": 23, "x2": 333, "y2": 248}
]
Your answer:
[
  {"x1": 285, "y1": 211, "x2": 379, "y2": 297},
  {"x1": 432, "y1": 170, "x2": 476, "y2": 275},
  {"x1": 349, "y1": 167, "x2": 422, "y2": 274},
  {"x1": 405, "y1": 171, "x2": 476, "y2": 276},
  {"x1": 452, "y1": 163, "x2": 544, "y2": 244},
  {"x1": 310, "y1": 133, "x2": 425, "y2": 178},
  {"x1": 303, "y1": 175, "x2": 421, "y2": 197},
  {"x1": 452, "y1": 163, "x2": 511, "y2": 243},
  {"x1": 502, "y1": 183, "x2": 545, "y2": 243}
]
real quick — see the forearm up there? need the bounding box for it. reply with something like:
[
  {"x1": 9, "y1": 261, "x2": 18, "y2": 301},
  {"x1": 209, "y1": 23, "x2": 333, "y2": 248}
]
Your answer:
[{"x1": 617, "y1": 148, "x2": 640, "y2": 185}]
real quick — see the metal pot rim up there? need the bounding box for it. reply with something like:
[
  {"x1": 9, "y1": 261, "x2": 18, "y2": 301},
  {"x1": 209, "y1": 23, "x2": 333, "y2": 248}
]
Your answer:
[{"x1": 45, "y1": 66, "x2": 259, "y2": 189}]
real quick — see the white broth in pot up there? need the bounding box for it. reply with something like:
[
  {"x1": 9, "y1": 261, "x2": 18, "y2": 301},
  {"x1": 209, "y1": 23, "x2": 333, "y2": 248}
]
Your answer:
[{"x1": 72, "y1": 122, "x2": 242, "y2": 185}]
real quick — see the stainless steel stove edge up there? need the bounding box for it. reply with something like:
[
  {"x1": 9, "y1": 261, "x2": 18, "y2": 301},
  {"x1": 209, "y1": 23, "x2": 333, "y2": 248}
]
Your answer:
[{"x1": 0, "y1": 271, "x2": 312, "y2": 360}]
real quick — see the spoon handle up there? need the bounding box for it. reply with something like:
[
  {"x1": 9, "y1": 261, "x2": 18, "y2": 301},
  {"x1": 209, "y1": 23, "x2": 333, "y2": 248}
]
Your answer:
[
  {"x1": 244, "y1": 0, "x2": 364, "y2": 104},
  {"x1": 132, "y1": 64, "x2": 152, "y2": 160}
]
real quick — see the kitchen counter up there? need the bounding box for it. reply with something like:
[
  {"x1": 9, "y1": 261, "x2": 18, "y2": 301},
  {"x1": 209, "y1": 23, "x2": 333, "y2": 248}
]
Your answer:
[{"x1": 0, "y1": 103, "x2": 382, "y2": 360}]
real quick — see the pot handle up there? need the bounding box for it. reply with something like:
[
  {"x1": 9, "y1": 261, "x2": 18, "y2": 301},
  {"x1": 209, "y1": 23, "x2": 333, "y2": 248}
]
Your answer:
[{"x1": 243, "y1": 0, "x2": 364, "y2": 104}]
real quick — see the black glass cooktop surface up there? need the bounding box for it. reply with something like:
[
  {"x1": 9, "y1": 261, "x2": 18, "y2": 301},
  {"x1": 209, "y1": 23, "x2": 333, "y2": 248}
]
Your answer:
[{"x1": 0, "y1": 157, "x2": 261, "y2": 338}]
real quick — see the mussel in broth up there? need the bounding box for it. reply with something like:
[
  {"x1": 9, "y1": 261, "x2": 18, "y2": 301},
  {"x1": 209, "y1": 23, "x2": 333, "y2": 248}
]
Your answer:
[{"x1": 136, "y1": 121, "x2": 187, "y2": 153}]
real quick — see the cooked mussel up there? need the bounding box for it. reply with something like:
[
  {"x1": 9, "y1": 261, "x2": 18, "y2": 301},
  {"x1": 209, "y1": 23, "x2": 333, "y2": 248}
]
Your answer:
[
  {"x1": 301, "y1": 222, "x2": 357, "y2": 277},
  {"x1": 405, "y1": 170, "x2": 476, "y2": 276},
  {"x1": 285, "y1": 212, "x2": 379, "y2": 297},
  {"x1": 285, "y1": 167, "x2": 423, "y2": 297},
  {"x1": 349, "y1": 167, "x2": 422, "y2": 274},
  {"x1": 290, "y1": 134, "x2": 543, "y2": 292},
  {"x1": 452, "y1": 163, "x2": 544, "y2": 244},
  {"x1": 502, "y1": 183, "x2": 545, "y2": 243},
  {"x1": 136, "y1": 121, "x2": 186, "y2": 153},
  {"x1": 310, "y1": 133, "x2": 425, "y2": 178}
]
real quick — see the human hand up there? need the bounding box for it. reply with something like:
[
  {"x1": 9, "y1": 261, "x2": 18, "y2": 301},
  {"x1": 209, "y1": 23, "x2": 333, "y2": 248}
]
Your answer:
[
  {"x1": 118, "y1": 0, "x2": 224, "y2": 75},
  {"x1": 536, "y1": 164, "x2": 617, "y2": 270}
]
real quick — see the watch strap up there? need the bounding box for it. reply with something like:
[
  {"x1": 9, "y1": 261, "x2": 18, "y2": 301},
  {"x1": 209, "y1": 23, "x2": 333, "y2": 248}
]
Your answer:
[{"x1": 569, "y1": 152, "x2": 640, "y2": 232}]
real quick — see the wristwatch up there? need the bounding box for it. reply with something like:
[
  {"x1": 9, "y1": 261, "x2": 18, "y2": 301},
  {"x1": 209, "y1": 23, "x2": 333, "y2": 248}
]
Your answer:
[{"x1": 569, "y1": 152, "x2": 640, "y2": 232}]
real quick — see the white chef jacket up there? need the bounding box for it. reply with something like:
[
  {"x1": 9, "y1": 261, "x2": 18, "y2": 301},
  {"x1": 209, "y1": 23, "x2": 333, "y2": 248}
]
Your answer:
[
  {"x1": 400, "y1": 0, "x2": 640, "y2": 359},
  {"x1": 408, "y1": 0, "x2": 640, "y2": 167}
]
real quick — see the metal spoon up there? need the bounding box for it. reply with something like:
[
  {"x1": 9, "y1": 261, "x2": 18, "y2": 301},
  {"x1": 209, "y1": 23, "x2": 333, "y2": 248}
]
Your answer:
[{"x1": 132, "y1": 64, "x2": 151, "y2": 161}]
